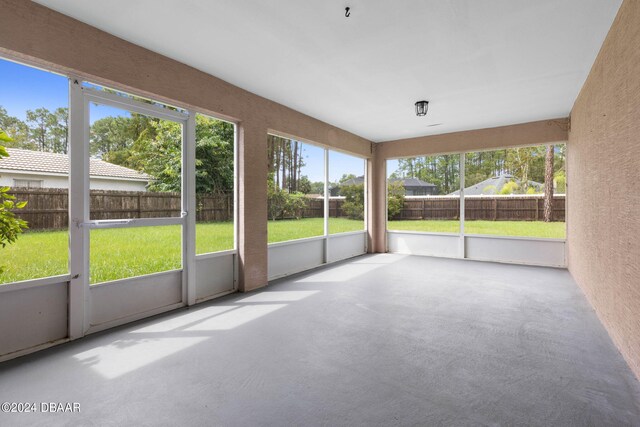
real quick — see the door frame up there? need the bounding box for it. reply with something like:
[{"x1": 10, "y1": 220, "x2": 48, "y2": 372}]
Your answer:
[{"x1": 68, "y1": 80, "x2": 196, "y2": 336}]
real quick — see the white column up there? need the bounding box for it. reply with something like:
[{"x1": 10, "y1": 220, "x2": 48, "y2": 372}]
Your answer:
[
  {"x1": 183, "y1": 113, "x2": 197, "y2": 305},
  {"x1": 323, "y1": 148, "x2": 329, "y2": 263},
  {"x1": 68, "y1": 78, "x2": 90, "y2": 338},
  {"x1": 459, "y1": 153, "x2": 465, "y2": 258}
]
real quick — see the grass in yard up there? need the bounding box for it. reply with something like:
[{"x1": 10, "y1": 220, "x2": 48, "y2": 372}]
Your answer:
[
  {"x1": 388, "y1": 220, "x2": 566, "y2": 239},
  {"x1": 0, "y1": 229, "x2": 68, "y2": 284},
  {"x1": 196, "y1": 221, "x2": 234, "y2": 254},
  {"x1": 0, "y1": 218, "x2": 364, "y2": 285},
  {"x1": 90, "y1": 226, "x2": 182, "y2": 284},
  {"x1": 268, "y1": 217, "x2": 364, "y2": 243},
  {"x1": 328, "y1": 218, "x2": 364, "y2": 235}
]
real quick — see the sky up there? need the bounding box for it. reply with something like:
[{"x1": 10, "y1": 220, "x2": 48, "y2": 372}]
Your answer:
[
  {"x1": 0, "y1": 56, "x2": 367, "y2": 182},
  {"x1": 300, "y1": 143, "x2": 365, "y2": 184},
  {"x1": 0, "y1": 58, "x2": 122, "y2": 123}
]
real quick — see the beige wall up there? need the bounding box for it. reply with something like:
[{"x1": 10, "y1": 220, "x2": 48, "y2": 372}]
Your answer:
[
  {"x1": 568, "y1": 0, "x2": 640, "y2": 379},
  {"x1": 378, "y1": 119, "x2": 568, "y2": 159},
  {"x1": 0, "y1": 0, "x2": 374, "y2": 291}
]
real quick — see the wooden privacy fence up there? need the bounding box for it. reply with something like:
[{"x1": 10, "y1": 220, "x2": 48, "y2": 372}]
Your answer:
[
  {"x1": 396, "y1": 195, "x2": 566, "y2": 222},
  {"x1": 9, "y1": 188, "x2": 233, "y2": 230},
  {"x1": 9, "y1": 188, "x2": 565, "y2": 230},
  {"x1": 278, "y1": 195, "x2": 565, "y2": 221},
  {"x1": 303, "y1": 198, "x2": 347, "y2": 218}
]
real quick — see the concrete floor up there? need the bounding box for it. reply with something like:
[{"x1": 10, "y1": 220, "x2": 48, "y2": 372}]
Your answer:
[{"x1": 0, "y1": 254, "x2": 639, "y2": 426}]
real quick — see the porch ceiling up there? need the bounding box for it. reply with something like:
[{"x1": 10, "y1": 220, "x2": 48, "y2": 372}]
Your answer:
[{"x1": 34, "y1": 0, "x2": 621, "y2": 142}]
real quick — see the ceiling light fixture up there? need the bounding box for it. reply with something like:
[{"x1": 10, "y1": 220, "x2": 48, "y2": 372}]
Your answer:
[{"x1": 415, "y1": 100, "x2": 429, "y2": 117}]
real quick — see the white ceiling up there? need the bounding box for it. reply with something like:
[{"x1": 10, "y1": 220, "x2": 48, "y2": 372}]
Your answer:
[{"x1": 35, "y1": 0, "x2": 621, "y2": 142}]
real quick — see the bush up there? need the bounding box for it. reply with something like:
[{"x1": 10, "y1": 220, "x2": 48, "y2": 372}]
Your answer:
[
  {"x1": 499, "y1": 181, "x2": 520, "y2": 195},
  {"x1": 282, "y1": 192, "x2": 307, "y2": 219},
  {"x1": 267, "y1": 177, "x2": 307, "y2": 220},
  {"x1": 0, "y1": 135, "x2": 29, "y2": 273},
  {"x1": 387, "y1": 181, "x2": 405, "y2": 219},
  {"x1": 554, "y1": 171, "x2": 566, "y2": 194},
  {"x1": 341, "y1": 184, "x2": 365, "y2": 220}
]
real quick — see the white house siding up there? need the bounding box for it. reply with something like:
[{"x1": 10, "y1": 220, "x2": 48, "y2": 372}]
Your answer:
[
  {"x1": 90, "y1": 177, "x2": 148, "y2": 192},
  {"x1": 0, "y1": 171, "x2": 147, "y2": 192}
]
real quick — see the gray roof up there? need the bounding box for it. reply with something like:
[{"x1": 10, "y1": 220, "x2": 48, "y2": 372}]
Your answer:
[
  {"x1": 389, "y1": 177, "x2": 436, "y2": 188},
  {"x1": 338, "y1": 176, "x2": 365, "y2": 186},
  {"x1": 0, "y1": 148, "x2": 150, "y2": 181},
  {"x1": 450, "y1": 174, "x2": 542, "y2": 196},
  {"x1": 336, "y1": 176, "x2": 436, "y2": 188}
]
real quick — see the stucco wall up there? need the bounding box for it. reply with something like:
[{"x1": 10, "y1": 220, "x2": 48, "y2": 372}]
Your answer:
[
  {"x1": 568, "y1": 0, "x2": 640, "y2": 379},
  {"x1": 0, "y1": 172, "x2": 147, "y2": 191},
  {"x1": 0, "y1": 172, "x2": 67, "y2": 189}
]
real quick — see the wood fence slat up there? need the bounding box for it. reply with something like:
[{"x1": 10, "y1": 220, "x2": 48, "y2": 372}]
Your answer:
[{"x1": 8, "y1": 188, "x2": 566, "y2": 230}]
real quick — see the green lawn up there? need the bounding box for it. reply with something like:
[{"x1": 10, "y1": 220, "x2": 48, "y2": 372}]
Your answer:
[
  {"x1": 0, "y1": 218, "x2": 363, "y2": 285},
  {"x1": 1, "y1": 218, "x2": 562, "y2": 285},
  {"x1": 269, "y1": 217, "x2": 364, "y2": 243},
  {"x1": 388, "y1": 220, "x2": 566, "y2": 239}
]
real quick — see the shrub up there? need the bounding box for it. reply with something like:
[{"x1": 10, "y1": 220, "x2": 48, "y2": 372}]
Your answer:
[
  {"x1": 481, "y1": 185, "x2": 497, "y2": 195},
  {"x1": 554, "y1": 171, "x2": 567, "y2": 194},
  {"x1": 282, "y1": 192, "x2": 307, "y2": 219},
  {"x1": 387, "y1": 181, "x2": 405, "y2": 219},
  {"x1": 267, "y1": 176, "x2": 307, "y2": 220},
  {"x1": 499, "y1": 181, "x2": 520, "y2": 195},
  {"x1": 341, "y1": 184, "x2": 365, "y2": 220},
  {"x1": 0, "y1": 133, "x2": 29, "y2": 273}
]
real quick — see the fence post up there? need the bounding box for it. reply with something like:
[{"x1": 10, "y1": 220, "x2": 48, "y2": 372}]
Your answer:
[{"x1": 493, "y1": 198, "x2": 497, "y2": 221}]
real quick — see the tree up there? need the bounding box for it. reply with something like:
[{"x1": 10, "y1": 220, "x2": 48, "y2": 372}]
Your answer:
[
  {"x1": 25, "y1": 107, "x2": 69, "y2": 153},
  {"x1": 50, "y1": 107, "x2": 69, "y2": 154},
  {"x1": 129, "y1": 119, "x2": 182, "y2": 192},
  {"x1": 387, "y1": 181, "x2": 405, "y2": 219},
  {"x1": 395, "y1": 154, "x2": 460, "y2": 194},
  {"x1": 90, "y1": 114, "x2": 151, "y2": 161},
  {"x1": 267, "y1": 174, "x2": 307, "y2": 220},
  {"x1": 0, "y1": 129, "x2": 29, "y2": 273},
  {"x1": 267, "y1": 135, "x2": 306, "y2": 193},
  {"x1": 297, "y1": 176, "x2": 312, "y2": 194},
  {"x1": 88, "y1": 112, "x2": 235, "y2": 194},
  {"x1": 543, "y1": 144, "x2": 554, "y2": 222},
  {"x1": 309, "y1": 181, "x2": 325, "y2": 195},
  {"x1": 194, "y1": 115, "x2": 234, "y2": 194},
  {"x1": 0, "y1": 107, "x2": 29, "y2": 148},
  {"x1": 341, "y1": 184, "x2": 365, "y2": 220}
]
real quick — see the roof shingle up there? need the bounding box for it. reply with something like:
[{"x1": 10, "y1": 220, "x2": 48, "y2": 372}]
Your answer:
[{"x1": 0, "y1": 148, "x2": 149, "y2": 181}]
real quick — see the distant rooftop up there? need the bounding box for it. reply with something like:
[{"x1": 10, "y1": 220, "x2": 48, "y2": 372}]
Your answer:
[
  {"x1": 0, "y1": 148, "x2": 150, "y2": 181},
  {"x1": 337, "y1": 176, "x2": 436, "y2": 188},
  {"x1": 389, "y1": 177, "x2": 436, "y2": 188},
  {"x1": 450, "y1": 174, "x2": 542, "y2": 196}
]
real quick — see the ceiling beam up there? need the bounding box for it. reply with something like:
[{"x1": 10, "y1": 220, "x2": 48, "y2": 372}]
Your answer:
[{"x1": 378, "y1": 118, "x2": 569, "y2": 159}]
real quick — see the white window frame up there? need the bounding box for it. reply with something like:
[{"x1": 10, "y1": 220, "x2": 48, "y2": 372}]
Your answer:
[{"x1": 13, "y1": 179, "x2": 43, "y2": 188}]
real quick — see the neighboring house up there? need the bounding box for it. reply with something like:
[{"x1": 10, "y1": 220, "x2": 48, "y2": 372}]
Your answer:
[
  {"x1": 0, "y1": 148, "x2": 150, "y2": 191},
  {"x1": 449, "y1": 174, "x2": 543, "y2": 196},
  {"x1": 390, "y1": 177, "x2": 438, "y2": 196},
  {"x1": 330, "y1": 175, "x2": 438, "y2": 196},
  {"x1": 330, "y1": 175, "x2": 365, "y2": 196}
]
